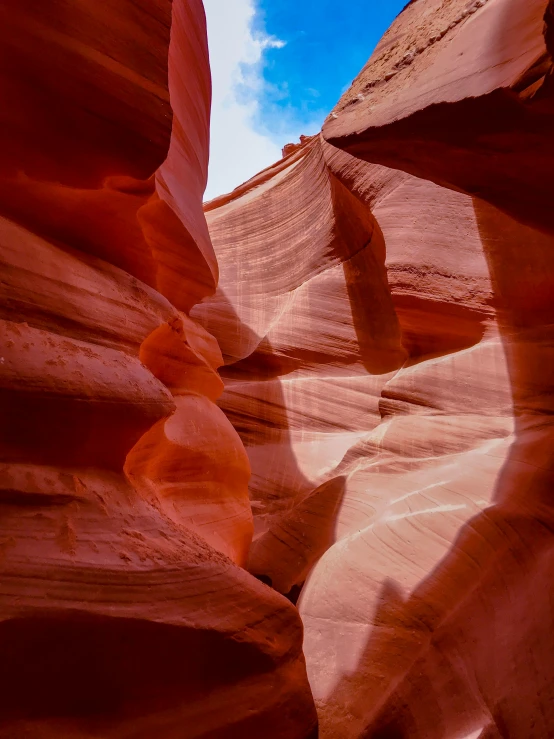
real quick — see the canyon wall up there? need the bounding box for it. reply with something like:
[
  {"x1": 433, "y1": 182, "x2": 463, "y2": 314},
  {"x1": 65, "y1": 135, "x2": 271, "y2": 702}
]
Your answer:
[
  {"x1": 196, "y1": 0, "x2": 554, "y2": 736},
  {"x1": 0, "y1": 1, "x2": 316, "y2": 737},
  {"x1": 3, "y1": 0, "x2": 554, "y2": 737}
]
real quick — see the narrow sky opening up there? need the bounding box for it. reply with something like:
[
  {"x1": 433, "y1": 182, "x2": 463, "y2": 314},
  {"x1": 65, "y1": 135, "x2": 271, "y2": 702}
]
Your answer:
[{"x1": 203, "y1": 0, "x2": 408, "y2": 201}]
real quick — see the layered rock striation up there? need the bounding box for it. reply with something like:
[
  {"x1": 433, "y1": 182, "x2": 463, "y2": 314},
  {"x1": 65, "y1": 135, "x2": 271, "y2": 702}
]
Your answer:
[
  {"x1": 196, "y1": 0, "x2": 554, "y2": 736},
  {"x1": 3, "y1": 0, "x2": 554, "y2": 737},
  {"x1": 0, "y1": 1, "x2": 316, "y2": 737}
]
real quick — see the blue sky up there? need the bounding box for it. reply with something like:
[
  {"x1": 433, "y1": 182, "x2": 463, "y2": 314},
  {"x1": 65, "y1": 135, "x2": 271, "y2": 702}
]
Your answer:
[
  {"x1": 203, "y1": 0, "x2": 407, "y2": 200},
  {"x1": 252, "y1": 1, "x2": 408, "y2": 138}
]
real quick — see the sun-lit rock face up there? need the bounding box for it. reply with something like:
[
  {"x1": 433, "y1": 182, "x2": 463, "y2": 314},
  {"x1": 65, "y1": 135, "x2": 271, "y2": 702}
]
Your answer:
[
  {"x1": 193, "y1": 136, "x2": 407, "y2": 595},
  {"x1": 325, "y1": 0, "x2": 554, "y2": 233},
  {"x1": 196, "y1": 0, "x2": 554, "y2": 736},
  {"x1": 0, "y1": 2, "x2": 317, "y2": 737}
]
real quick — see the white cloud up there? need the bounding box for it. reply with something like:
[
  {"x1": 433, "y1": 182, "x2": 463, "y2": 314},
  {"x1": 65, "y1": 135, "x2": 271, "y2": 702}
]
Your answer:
[
  {"x1": 203, "y1": 0, "x2": 296, "y2": 201},
  {"x1": 264, "y1": 37, "x2": 286, "y2": 50}
]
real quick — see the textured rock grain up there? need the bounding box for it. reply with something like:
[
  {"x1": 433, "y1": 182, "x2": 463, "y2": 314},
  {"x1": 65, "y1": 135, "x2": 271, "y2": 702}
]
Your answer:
[
  {"x1": 0, "y1": 2, "x2": 317, "y2": 737},
  {"x1": 4, "y1": 0, "x2": 554, "y2": 736},
  {"x1": 196, "y1": 1, "x2": 554, "y2": 736}
]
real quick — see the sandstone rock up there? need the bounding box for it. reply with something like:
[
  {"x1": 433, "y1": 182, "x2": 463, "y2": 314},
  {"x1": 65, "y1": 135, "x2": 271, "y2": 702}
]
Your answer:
[
  {"x1": 324, "y1": 0, "x2": 554, "y2": 233},
  {"x1": 309, "y1": 0, "x2": 554, "y2": 736},
  {"x1": 195, "y1": 1, "x2": 554, "y2": 736},
  {"x1": 4, "y1": 0, "x2": 554, "y2": 736},
  {"x1": 193, "y1": 135, "x2": 406, "y2": 591},
  {"x1": 0, "y1": 1, "x2": 316, "y2": 737}
]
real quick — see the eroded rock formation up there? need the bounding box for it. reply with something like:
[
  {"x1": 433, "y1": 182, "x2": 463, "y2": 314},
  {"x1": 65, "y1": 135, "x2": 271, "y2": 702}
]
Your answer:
[
  {"x1": 3, "y1": 0, "x2": 554, "y2": 736},
  {"x1": 196, "y1": 0, "x2": 554, "y2": 736},
  {"x1": 0, "y1": 2, "x2": 316, "y2": 737}
]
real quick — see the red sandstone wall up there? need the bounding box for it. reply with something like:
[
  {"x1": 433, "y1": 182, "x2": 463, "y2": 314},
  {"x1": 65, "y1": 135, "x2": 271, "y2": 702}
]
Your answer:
[
  {"x1": 3, "y1": 0, "x2": 554, "y2": 736},
  {"x1": 195, "y1": 0, "x2": 554, "y2": 736},
  {"x1": 0, "y1": 2, "x2": 317, "y2": 736}
]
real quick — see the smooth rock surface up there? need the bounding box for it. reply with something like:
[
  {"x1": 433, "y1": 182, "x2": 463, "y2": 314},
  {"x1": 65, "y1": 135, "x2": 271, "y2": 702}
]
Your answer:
[
  {"x1": 196, "y1": 1, "x2": 554, "y2": 736},
  {"x1": 0, "y1": 2, "x2": 317, "y2": 737},
  {"x1": 4, "y1": 0, "x2": 554, "y2": 736}
]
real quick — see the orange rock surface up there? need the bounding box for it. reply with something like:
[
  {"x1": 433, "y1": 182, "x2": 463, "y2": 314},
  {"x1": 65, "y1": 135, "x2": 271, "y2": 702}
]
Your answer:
[
  {"x1": 3, "y1": 0, "x2": 554, "y2": 737},
  {"x1": 195, "y1": 0, "x2": 554, "y2": 737},
  {"x1": 0, "y1": 1, "x2": 316, "y2": 737}
]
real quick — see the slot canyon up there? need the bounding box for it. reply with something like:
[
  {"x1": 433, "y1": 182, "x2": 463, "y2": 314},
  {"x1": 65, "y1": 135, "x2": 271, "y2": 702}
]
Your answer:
[{"x1": 1, "y1": 0, "x2": 554, "y2": 736}]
